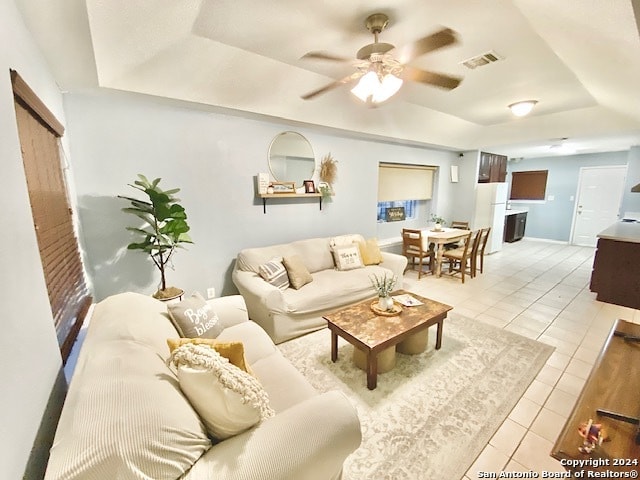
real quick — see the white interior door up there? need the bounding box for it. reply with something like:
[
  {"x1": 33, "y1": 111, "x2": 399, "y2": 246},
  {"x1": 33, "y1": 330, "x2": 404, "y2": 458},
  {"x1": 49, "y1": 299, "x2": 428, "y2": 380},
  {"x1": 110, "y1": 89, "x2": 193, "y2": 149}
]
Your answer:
[{"x1": 571, "y1": 166, "x2": 627, "y2": 247}]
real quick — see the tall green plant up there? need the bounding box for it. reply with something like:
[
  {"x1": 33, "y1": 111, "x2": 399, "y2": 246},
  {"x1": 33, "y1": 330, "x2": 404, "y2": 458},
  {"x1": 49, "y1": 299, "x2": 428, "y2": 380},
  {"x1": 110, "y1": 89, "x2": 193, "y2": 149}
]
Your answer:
[{"x1": 119, "y1": 174, "x2": 193, "y2": 297}]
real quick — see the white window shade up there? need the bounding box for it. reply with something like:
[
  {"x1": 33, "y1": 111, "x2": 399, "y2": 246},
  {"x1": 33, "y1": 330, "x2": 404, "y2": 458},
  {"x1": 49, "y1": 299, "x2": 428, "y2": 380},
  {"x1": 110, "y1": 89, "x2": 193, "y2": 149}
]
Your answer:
[{"x1": 378, "y1": 163, "x2": 435, "y2": 201}]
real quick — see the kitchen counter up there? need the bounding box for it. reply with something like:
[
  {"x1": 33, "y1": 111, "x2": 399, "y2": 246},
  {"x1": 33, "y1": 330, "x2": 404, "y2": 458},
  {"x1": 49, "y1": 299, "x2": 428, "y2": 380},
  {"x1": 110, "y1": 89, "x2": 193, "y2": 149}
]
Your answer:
[
  {"x1": 504, "y1": 209, "x2": 527, "y2": 216},
  {"x1": 590, "y1": 221, "x2": 640, "y2": 309},
  {"x1": 597, "y1": 220, "x2": 640, "y2": 243}
]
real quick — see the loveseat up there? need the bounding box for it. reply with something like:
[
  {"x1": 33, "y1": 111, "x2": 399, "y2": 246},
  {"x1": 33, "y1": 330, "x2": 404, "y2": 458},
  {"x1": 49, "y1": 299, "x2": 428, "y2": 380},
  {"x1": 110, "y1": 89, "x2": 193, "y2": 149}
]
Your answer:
[
  {"x1": 44, "y1": 292, "x2": 361, "y2": 480},
  {"x1": 232, "y1": 234, "x2": 408, "y2": 344}
]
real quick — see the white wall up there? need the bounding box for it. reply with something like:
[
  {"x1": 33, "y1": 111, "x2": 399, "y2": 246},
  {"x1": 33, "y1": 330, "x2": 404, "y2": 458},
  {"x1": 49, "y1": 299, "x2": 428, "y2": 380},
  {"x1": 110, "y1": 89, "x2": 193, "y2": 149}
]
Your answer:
[
  {"x1": 0, "y1": 2, "x2": 69, "y2": 478},
  {"x1": 621, "y1": 146, "x2": 640, "y2": 215},
  {"x1": 63, "y1": 89, "x2": 459, "y2": 301},
  {"x1": 449, "y1": 150, "x2": 481, "y2": 223}
]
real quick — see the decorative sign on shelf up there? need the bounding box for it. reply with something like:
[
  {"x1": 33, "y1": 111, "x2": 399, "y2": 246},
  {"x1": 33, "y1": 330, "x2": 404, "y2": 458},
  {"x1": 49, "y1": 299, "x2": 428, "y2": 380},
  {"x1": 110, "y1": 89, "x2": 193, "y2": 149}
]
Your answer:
[
  {"x1": 257, "y1": 173, "x2": 270, "y2": 194},
  {"x1": 386, "y1": 207, "x2": 406, "y2": 222}
]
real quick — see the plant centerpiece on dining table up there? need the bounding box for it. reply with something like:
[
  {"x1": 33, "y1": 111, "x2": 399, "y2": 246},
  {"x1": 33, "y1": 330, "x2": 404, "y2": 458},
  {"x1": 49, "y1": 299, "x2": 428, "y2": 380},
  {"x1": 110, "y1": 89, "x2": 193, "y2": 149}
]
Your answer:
[
  {"x1": 370, "y1": 273, "x2": 398, "y2": 311},
  {"x1": 430, "y1": 214, "x2": 447, "y2": 231}
]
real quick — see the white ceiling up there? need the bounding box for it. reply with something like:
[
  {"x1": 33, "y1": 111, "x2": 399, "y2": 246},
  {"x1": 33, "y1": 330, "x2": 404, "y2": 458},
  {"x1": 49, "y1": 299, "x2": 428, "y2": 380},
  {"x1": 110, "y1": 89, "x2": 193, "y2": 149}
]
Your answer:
[{"x1": 15, "y1": 0, "x2": 640, "y2": 158}]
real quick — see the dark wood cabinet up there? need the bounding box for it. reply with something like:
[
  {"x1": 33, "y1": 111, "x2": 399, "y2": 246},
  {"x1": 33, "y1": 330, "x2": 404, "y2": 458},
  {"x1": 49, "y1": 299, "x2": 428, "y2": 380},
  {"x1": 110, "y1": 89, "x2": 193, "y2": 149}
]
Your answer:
[
  {"x1": 504, "y1": 212, "x2": 527, "y2": 242},
  {"x1": 478, "y1": 152, "x2": 507, "y2": 183},
  {"x1": 590, "y1": 237, "x2": 640, "y2": 310}
]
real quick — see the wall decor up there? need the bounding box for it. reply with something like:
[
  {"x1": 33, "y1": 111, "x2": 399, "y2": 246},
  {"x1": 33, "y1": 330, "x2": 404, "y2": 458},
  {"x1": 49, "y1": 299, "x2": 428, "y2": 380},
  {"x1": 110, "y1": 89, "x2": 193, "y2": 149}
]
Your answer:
[
  {"x1": 303, "y1": 180, "x2": 316, "y2": 193},
  {"x1": 271, "y1": 181, "x2": 296, "y2": 193},
  {"x1": 386, "y1": 206, "x2": 406, "y2": 222},
  {"x1": 268, "y1": 131, "x2": 315, "y2": 188},
  {"x1": 320, "y1": 153, "x2": 338, "y2": 185},
  {"x1": 257, "y1": 172, "x2": 270, "y2": 194},
  {"x1": 450, "y1": 165, "x2": 459, "y2": 183}
]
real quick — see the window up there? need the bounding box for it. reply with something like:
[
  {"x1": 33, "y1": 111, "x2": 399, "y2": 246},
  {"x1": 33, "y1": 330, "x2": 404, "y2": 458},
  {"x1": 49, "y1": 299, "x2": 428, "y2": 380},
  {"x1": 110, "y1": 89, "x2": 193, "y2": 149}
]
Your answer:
[
  {"x1": 377, "y1": 200, "x2": 418, "y2": 222},
  {"x1": 12, "y1": 70, "x2": 91, "y2": 364},
  {"x1": 378, "y1": 163, "x2": 435, "y2": 201},
  {"x1": 510, "y1": 170, "x2": 548, "y2": 200}
]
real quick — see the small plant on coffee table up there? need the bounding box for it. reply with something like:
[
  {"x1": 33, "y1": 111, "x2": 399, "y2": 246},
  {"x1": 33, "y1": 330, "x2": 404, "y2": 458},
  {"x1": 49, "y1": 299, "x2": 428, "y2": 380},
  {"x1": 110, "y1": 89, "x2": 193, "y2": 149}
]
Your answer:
[{"x1": 370, "y1": 273, "x2": 397, "y2": 298}]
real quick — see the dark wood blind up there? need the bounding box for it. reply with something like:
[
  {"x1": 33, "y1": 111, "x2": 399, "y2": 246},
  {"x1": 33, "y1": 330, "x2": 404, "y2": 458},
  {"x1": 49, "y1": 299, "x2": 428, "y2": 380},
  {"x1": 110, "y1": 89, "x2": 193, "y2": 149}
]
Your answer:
[
  {"x1": 510, "y1": 170, "x2": 548, "y2": 200},
  {"x1": 11, "y1": 70, "x2": 91, "y2": 363}
]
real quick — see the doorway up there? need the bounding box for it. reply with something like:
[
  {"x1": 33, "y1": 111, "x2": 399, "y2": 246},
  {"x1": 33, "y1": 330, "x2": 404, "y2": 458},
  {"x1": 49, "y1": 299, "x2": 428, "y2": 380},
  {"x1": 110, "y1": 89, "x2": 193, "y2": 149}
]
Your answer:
[{"x1": 570, "y1": 165, "x2": 627, "y2": 247}]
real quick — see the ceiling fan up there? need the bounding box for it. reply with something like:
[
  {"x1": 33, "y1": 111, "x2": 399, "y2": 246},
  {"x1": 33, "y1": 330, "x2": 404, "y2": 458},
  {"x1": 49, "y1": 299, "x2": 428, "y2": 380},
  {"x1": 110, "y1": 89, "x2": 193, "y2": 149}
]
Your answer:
[{"x1": 300, "y1": 13, "x2": 463, "y2": 103}]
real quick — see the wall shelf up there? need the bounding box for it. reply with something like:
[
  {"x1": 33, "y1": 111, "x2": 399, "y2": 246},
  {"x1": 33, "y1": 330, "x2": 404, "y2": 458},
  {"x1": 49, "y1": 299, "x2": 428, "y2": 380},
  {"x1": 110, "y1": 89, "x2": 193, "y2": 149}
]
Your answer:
[{"x1": 257, "y1": 192, "x2": 324, "y2": 213}]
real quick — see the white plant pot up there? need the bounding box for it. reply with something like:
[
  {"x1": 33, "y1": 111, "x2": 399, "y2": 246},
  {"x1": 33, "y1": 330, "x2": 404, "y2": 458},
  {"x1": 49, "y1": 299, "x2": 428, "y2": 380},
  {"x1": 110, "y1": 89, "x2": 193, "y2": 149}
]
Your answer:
[{"x1": 378, "y1": 296, "x2": 394, "y2": 311}]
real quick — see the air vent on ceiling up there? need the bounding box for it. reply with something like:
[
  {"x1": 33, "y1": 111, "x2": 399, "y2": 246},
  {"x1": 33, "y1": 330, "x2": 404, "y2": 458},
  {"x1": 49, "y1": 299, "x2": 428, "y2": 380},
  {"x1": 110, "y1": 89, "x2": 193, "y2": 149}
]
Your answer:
[{"x1": 461, "y1": 50, "x2": 503, "y2": 69}]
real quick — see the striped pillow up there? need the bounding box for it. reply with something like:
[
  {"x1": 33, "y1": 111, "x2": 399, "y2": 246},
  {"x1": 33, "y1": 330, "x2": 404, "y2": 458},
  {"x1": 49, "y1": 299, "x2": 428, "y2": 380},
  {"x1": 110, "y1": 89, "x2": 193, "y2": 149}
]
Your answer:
[{"x1": 258, "y1": 258, "x2": 290, "y2": 290}]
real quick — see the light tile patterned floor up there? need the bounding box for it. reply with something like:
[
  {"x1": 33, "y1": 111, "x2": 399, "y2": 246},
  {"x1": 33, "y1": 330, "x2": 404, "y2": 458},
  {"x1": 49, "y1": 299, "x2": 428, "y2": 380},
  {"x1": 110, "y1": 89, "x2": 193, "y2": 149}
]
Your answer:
[{"x1": 401, "y1": 238, "x2": 640, "y2": 479}]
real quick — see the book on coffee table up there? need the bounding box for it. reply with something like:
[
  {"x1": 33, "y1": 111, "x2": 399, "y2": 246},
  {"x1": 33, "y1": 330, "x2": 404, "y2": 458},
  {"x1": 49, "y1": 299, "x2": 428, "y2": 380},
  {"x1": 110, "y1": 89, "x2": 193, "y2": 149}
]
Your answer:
[{"x1": 392, "y1": 294, "x2": 423, "y2": 307}]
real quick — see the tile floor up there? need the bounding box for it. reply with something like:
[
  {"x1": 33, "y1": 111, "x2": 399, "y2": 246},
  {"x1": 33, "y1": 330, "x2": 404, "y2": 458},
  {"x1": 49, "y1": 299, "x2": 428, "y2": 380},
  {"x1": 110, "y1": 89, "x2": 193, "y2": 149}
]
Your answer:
[{"x1": 401, "y1": 238, "x2": 640, "y2": 478}]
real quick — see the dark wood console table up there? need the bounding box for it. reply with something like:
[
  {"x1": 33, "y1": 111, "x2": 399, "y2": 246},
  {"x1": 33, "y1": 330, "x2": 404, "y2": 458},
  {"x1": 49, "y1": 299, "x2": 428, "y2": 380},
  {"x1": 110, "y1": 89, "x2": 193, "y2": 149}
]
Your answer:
[{"x1": 551, "y1": 319, "x2": 640, "y2": 472}]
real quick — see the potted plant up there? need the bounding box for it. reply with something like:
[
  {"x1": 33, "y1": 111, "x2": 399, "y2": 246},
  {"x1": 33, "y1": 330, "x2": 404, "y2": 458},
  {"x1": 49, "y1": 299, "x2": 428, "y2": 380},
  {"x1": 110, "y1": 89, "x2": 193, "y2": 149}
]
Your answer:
[
  {"x1": 430, "y1": 214, "x2": 447, "y2": 231},
  {"x1": 119, "y1": 174, "x2": 193, "y2": 301},
  {"x1": 370, "y1": 273, "x2": 397, "y2": 311}
]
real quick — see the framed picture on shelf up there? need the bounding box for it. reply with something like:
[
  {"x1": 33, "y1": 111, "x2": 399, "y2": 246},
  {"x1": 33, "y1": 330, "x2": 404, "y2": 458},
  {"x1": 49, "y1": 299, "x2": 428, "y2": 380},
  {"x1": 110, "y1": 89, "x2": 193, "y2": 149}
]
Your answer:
[
  {"x1": 303, "y1": 180, "x2": 316, "y2": 193},
  {"x1": 271, "y1": 181, "x2": 296, "y2": 193}
]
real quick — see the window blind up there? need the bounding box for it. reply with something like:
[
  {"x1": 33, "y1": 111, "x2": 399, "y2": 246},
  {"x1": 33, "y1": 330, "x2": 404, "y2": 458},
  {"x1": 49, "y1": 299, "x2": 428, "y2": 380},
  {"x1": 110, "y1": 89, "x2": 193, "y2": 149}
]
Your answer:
[
  {"x1": 510, "y1": 170, "x2": 548, "y2": 200},
  {"x1": 12, "y1": 70, "x2": 91, "y2": 363},
  {"x1": 378, "y1": 163, "x2": 435, "y2": 201}
]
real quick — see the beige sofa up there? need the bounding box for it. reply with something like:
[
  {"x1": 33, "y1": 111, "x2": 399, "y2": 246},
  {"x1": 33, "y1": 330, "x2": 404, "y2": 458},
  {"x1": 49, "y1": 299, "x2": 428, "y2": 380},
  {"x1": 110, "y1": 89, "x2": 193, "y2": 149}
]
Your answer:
[
  {"x1": 44, "y1": 292, "x2": 361, "y2": 480},
  {"x1": 232, "y1": 234, "x2": 408, "y2": 344}
]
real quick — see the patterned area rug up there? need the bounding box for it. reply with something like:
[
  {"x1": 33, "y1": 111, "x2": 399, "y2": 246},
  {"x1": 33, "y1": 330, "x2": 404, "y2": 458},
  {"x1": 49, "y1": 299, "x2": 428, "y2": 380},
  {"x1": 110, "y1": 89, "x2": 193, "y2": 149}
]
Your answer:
[{"x1": 278, "y1": 312, "x2": 554, "y2": 480}]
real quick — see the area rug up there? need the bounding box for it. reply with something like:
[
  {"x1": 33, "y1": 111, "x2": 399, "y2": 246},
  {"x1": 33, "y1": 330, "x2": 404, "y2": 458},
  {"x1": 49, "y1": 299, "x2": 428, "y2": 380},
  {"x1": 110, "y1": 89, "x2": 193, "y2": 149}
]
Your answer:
[{"x1": 278, "y1": 312, "x2": 554, "y2": 480}]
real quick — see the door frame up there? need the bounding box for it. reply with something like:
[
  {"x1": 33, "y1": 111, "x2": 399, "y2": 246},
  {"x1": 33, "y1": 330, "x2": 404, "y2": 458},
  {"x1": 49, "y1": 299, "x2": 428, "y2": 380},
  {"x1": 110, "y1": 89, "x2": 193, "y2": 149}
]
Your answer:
[{"x1": 569, "y1": 165, "x2": 627, "y2": 246}]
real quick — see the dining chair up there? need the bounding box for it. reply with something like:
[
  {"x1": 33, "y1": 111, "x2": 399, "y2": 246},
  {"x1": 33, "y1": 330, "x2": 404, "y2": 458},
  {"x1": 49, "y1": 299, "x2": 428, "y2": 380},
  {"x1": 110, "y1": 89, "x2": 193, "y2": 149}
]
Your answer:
[
  {"x1": 402, "y1": 229, "x2": 434, "y2": 279},
  {"x1": 442, "y1": 230, "x2": 481, "y2": 283},
  {"x1": 473, "y1": 227, "x2": 492, "y2": 276},
  {"x1": 445, "y1": 220, "x2": 470, "y2": 250},
  {"x1": 450, "y1": 221, "x2": 470, "y2": 229}
]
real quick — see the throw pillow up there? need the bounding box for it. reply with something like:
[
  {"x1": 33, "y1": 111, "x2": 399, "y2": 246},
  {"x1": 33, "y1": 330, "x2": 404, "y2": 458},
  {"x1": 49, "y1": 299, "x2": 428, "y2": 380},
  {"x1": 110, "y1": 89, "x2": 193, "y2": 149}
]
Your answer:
[
  {"x1": 282, "y1": 254, "x2": 313, "y2": 290},
  {"x1": 333, "y1": 245, "x2": 364, "y2": 271},
  {"x1": 258, "y1": 258, "x2": 290, "y2": 291},
  {"x1": 169, "y1": 343, "x2": 275, "y2": 439},
  {"x1": 358, "y1": 238, "x2": 383, "y2": 265},
  {"x1": 328, "y1": 234, "x2": 365, "y2": 252},
  {"x1": 166, "y1": 338, "x2": 251, "y2": 374},
  {"x1": 167, "y1": 292, "x2": 224, "y2": 339}
]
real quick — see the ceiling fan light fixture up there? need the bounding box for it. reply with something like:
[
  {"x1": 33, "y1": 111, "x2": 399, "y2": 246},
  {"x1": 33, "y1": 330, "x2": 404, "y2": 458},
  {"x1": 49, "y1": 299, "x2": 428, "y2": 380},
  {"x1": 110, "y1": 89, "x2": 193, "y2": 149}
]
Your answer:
[
  {"x1": 376, "y1": 73, "x2": 403, "y2": 102},
  {"x1": 350, "y1": 71, "x2": 403, "y2": 104},
  {"x1": 509, "y1": 100, "x2": 538, "y2": 117}
]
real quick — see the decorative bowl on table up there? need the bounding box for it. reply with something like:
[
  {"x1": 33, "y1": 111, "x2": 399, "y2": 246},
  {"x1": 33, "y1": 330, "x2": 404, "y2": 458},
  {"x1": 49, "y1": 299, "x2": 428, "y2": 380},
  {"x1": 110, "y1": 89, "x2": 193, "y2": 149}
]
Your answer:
[{"x1": 370, "y1": 301, "x2": 402, "y2": 316}]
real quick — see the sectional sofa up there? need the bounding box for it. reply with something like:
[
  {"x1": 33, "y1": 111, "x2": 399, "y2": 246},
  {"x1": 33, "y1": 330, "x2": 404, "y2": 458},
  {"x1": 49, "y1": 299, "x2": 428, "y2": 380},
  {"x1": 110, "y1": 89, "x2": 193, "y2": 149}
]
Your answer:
[{"x1": 44, "y1": 292, "x2": 361, "y2": 480}]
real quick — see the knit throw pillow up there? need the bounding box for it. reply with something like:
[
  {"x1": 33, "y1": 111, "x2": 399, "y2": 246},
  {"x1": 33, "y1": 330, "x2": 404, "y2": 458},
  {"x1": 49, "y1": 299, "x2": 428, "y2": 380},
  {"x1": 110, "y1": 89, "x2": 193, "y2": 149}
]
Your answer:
[{"x1": 169, "y1": 343, "x2": 275, "y2": 439}]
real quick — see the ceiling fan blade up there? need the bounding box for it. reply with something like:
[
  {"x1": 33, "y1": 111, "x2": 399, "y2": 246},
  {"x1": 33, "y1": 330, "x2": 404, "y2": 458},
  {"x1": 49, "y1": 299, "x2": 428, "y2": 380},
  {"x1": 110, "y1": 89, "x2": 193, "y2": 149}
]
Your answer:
[
  {"x1": 301, "y1": 72, "x2": 363, "y2": 100},
  {"x1": 301, "y1": 51, "x2": 352, "y2": 63},
  {"x1": 402, "y1": 66, "x2": 462, "y2": 90},
  {"x1": 393, "y1": 28, "x2": 459, "y2": 64}
]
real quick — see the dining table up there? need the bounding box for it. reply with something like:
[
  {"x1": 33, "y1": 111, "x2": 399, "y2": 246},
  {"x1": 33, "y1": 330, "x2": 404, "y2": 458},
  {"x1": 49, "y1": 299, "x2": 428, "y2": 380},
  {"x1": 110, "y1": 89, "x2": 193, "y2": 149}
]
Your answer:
[{"x1": 420, "y1": 227, "x2": 472, "y2": 277}]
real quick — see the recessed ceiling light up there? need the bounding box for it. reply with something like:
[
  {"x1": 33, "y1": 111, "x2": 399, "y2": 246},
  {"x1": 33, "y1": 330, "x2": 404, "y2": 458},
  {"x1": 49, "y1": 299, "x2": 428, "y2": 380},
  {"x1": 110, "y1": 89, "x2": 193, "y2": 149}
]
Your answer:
[{"x1": 509, "y1": 100, "x2": 538, "y2": 117}]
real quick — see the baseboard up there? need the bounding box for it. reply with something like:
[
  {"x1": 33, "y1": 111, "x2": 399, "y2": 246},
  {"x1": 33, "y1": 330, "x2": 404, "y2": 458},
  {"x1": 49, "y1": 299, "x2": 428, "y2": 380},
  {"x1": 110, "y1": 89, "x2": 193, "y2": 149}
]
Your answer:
[
  {"x1": 522, "y1": 236, "x2": 570, "y2": 245},
  {"x1": 23, "y1": 368, "x2": 67, "y2": 480}
]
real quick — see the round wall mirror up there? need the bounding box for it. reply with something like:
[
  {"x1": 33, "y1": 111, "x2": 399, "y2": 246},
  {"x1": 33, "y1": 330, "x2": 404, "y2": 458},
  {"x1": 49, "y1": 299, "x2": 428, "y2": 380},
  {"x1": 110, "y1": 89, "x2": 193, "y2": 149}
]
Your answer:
[{"x1": 268, "y1": 131, "x2": 315, "y2": 188}]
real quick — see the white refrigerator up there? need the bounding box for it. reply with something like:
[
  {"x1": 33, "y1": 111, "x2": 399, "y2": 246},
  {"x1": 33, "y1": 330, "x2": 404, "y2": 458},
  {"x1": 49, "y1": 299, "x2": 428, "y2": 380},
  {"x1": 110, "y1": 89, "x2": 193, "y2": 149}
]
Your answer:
[{"x1": 473, "y1": 183, "x2": 508, "y2": 254}]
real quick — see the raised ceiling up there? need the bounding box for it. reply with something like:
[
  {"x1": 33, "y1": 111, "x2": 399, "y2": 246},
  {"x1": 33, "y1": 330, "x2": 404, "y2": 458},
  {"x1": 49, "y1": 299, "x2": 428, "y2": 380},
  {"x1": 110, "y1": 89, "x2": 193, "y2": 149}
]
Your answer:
[{"x1": 15, "y1": 0, "x2": 640, "y2": 158}]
